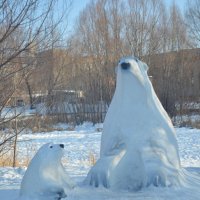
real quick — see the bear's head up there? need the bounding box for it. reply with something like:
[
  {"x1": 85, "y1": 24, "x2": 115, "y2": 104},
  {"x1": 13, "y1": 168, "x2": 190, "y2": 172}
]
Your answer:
[
  {"x1": 117, "y1": 56, "x2": 149, "y2": 84},
  {"x1": 114, "y1": 56, "x2": 151, "y2": 102},
  {"x1": 35, "y1": 143, "x2": 65, "y2": 165},
  {"x1": 20, "y1": 142, "x2": 68, "y2": 198}
]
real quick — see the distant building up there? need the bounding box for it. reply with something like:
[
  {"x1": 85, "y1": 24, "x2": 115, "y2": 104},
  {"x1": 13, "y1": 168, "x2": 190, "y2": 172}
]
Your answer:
[{"x1": 32, "y1": 90, "x2": 84, "y2": 105}]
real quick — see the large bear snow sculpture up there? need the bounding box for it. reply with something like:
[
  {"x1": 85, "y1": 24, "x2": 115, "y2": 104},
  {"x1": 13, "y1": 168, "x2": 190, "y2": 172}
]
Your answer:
[
  {"x1": 85, "y1": 57, "x2": 185, "y2": 191},
  {"x1": 20, "y1": 143, "x2": 75, "y2": 200}
]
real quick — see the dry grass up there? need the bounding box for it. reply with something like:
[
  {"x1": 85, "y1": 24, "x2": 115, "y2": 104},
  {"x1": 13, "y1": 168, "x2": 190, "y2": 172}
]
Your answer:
[
  {"x1": 190, "y1": 121, "x2": 200, "y2": 129},
  {"x1": 0, "y1": 143, "x2": 38, "y2": 167},
  {"x1": 0, "y1": 149, "x2": 97, "y2": 168},
  {"x1": 71, "y1": 152, "x2": 97, "y2": 168},
  {"x1": 0, "y1": 154, "x2": 30, "y2": 167},
  {"x1": 178, "y1": 119, "x2": 200, "y2": 129},
  {"x1": 88, "y1": 152, "x2": 97, "y2": 166}
]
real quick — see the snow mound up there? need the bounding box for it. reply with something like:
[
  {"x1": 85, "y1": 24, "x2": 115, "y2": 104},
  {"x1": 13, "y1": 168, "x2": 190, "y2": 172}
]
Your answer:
[
  {"x1": 19, "y1": 143, "x2": 75, "y2": 200},
  {"x1": 85, "y1": 57, "x2": 200, "y2": 191}
]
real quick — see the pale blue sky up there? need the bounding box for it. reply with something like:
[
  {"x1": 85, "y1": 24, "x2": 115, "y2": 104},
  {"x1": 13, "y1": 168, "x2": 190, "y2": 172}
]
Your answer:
[
  {"x1": 69, "y1": 0, "x2": 90, "y2": 25},
  {"x1": 166, "y1": 0, "x2": 187, "y2": 10},
  {"x1": 68, "y1": 0, "x2": 187, "y2": 32}
]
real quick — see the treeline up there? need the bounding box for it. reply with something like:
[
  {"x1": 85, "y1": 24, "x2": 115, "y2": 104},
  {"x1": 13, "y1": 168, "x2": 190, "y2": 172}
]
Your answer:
[{"x1": 66, "y1": 0, "x2": 199, "y2": 117}]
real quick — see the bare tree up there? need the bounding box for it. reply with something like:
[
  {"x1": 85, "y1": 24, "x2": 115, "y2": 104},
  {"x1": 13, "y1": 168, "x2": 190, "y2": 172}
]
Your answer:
[
  {"x1": 0, "y1": 0, "x2": 71, "y2": 165},
  {"x1": 185, "y1": 0, "x2": 200, "y2": 46},
  {"x1": 69, "y1": 0, "x2": 196, "y2": 122},
  {"x1": 149, "y1": 2, "x2": 190, "y2": 117},
  {"x1": 123, "y1": 0, "x2": 165, "y2": 57}
]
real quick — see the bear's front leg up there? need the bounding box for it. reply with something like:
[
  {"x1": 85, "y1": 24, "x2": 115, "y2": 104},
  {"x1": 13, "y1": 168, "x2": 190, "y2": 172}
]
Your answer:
[
  {"x1": 85, "y1": 150, "x2": 126, "y2": 188},
  {"x1": 56, "y1": 189, "x2": 67, "y2": 200},
  {"x1": 85, "y1": 157, "x2": 112, "y2": 188}
]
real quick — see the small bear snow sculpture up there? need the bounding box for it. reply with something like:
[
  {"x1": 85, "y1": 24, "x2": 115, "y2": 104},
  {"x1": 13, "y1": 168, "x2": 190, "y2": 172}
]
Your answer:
[
  {"x1": 85, "y1": 57, "x2": 185, "y2": 191},
  {"x1": 20, "y1": 143, "x2": 75, "y2": 200}
]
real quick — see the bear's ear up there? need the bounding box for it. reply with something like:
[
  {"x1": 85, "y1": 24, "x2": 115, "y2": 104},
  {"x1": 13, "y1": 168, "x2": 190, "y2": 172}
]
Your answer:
[
  {"x1": 137, "y1": 60, "x2": 149, "y2": 72},
  {"x1": 47, "y1": 142, "x2": 54, "y2": 149},
  {"x1": 142, "y1": 62, "x2": 149, "y2": 71}
]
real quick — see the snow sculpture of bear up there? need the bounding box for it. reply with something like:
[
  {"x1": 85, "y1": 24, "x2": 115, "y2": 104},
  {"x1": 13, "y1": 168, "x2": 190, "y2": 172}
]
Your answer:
[
  {"x1": 20, "y1": 143, "x2": 75, "y2": 200},
  {"x1": 85, "y1": 57, "x2": 184, "y2": 190}
]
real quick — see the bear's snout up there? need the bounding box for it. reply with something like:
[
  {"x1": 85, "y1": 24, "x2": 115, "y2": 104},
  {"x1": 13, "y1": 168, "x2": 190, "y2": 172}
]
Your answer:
[
  {"x1": 60, "y1": 144, "x2": 64, "y2": 148},
  {"x1": 121, "y1": 62, "x2": 130, "y2": 70}
]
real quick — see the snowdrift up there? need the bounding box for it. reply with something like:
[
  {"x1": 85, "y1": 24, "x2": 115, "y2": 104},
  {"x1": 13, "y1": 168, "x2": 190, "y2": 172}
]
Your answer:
[{"x1": 20, "y1": 143, "x2": 75, "y2": 200}]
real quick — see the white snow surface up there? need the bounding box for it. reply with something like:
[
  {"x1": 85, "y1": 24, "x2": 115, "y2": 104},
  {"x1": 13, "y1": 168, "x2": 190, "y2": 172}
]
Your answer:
[{"x1": 0, "y1": 124, "x2": 200, "y2": 199}]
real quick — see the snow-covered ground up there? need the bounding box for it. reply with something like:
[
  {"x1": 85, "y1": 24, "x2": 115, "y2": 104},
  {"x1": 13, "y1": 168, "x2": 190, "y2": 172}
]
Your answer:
[{"x1": 0, "y1": 123, "x2": 200, "y2": 200}]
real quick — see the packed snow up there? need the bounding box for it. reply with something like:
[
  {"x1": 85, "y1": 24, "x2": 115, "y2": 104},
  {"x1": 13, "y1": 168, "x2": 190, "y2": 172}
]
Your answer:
[
  {"x1": 20, "y1": 143, "x2": 75, "y2": 200},
  {"x1": 0, "y1": 124, "x2": 200, "y2": 199},
  {"x1": 86, "y1": 57, "x2": 185, "y2": 190}
]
